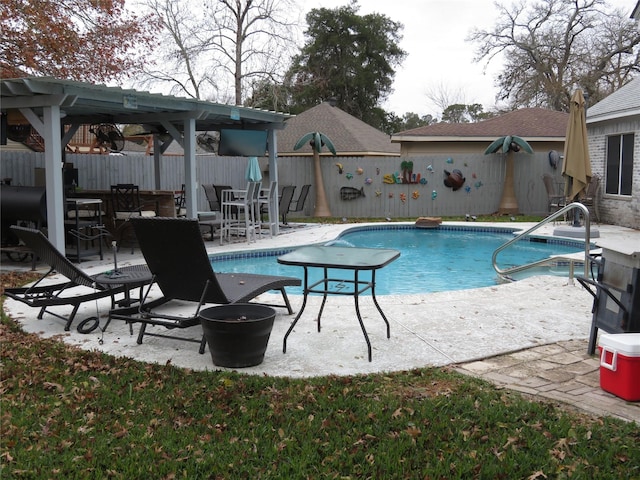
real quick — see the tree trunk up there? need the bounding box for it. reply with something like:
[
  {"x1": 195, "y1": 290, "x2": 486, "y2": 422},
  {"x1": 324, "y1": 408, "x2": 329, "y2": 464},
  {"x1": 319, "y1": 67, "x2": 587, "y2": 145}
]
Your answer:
[
  {"x1": 313, "y1": 152, "x2": 331, "y2": 217},
  {"x1": 498, "y1": 153, "x2": 519, "y2": 214}
]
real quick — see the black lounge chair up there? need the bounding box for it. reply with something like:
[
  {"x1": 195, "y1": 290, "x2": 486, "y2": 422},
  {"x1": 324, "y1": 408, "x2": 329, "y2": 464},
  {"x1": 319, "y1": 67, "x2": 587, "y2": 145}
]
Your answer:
[
  {"x1": 110, "y1": 217, "x2": 301, "y2": 353},
  {"x1": 3, "y1": 226, "x2": 151, "y2": 332}
]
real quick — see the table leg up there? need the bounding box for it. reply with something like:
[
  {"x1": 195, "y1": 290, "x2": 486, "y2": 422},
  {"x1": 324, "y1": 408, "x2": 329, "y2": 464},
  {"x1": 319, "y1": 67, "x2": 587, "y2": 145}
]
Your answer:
[
  {"x1": 116, "y1": 285, "x2": 133, "y2": 307},
  {"x1": 100, "y1": 290, "x2": 118, "y2": 333},
  {"x1": 353, "y1": 270, "x2": 374, "y2": 361},
  {"x1": 283, "y1": 267, "x2": 309, "y2": 353},
  {"x1": 316, "y1": 267, "x2": 330, "y2": 332},
  {"x1": 75, "y1": 205, "x2": 81, "y2": 259},
  {"x1": 101, "y1": 287, "x2": 132, "y2": 334},
  {"x1": 96, "y1": 207, "x2": 103, "y2": 260},
  {"x1": 370, "y1": 270, "x2": 391, "y2": 338}
]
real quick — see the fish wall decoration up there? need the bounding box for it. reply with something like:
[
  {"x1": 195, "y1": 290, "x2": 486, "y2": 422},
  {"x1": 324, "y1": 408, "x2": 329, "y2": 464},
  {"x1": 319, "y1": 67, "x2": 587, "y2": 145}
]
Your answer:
[{"x1": 340, "y1": 186, "x2": 365, "y2": 201}]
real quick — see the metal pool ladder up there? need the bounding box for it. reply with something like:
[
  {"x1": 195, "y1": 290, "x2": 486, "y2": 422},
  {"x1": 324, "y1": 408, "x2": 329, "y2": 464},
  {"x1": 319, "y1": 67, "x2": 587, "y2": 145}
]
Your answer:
[{"x1": 492, "y1": 202, "x2": 592, "y2": 282}]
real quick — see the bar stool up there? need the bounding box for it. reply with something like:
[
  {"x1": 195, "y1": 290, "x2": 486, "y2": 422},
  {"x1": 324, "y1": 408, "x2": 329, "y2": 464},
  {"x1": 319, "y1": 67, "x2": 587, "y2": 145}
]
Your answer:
[
  {"x1": 220, "y1": 182, "x2": 259, "y2": 244},
  {"x1": 258, "y1": 181, "x2": 278, "y2": 238}
]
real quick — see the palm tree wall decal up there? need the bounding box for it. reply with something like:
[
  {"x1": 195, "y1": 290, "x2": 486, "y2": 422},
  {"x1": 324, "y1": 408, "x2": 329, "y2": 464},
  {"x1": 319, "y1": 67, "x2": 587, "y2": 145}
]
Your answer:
[
  {"x1": 484, "y1": 135, "x2": 534, "y2": 214},
  {"x1": 293, "y1": 131, "x2": 337, "y2": 217}
]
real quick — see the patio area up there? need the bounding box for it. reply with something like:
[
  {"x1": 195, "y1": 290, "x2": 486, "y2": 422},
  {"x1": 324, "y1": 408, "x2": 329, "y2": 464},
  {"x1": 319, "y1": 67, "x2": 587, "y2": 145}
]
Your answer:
[{"x1": 3, "y1": 221, "x2": 640, "y2": 421}]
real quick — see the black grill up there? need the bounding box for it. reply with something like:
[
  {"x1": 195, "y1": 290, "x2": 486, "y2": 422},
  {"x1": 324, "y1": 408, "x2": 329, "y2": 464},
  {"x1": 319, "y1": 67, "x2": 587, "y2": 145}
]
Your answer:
[
  {"x1": 578, "y1": 253, "x2": 640, "y2": 354},
  {"x1": 1, "y1": 186, "x2": 46, "y2": 246}
]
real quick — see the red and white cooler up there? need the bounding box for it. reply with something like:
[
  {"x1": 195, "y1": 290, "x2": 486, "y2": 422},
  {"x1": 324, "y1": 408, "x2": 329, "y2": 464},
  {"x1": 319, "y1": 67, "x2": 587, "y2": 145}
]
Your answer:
[{"x1": 599, "y1": 333, "x2": 640, "y2": 401}]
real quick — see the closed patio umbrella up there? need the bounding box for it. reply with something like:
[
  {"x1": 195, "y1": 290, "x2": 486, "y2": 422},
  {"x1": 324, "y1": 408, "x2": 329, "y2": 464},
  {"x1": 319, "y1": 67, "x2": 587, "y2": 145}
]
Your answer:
[
  {"x1": 562, "y1": 89, "x2": 592, "y2": 202},
  {"x1": 245, "y1": 156, "x2": 262, "y2": 182},
  {"x1": 556, "y1": 89, "x2": 599, "y2": 238}
]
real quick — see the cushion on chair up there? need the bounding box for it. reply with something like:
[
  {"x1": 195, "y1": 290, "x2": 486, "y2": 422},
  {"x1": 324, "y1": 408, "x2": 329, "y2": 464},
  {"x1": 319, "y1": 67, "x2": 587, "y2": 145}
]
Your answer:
[
  {"x1": 67, "y1": 210, "x2": 106, "y2": 219},
  {"x1": 115, "y1": 211, "x2": 156, "y2": 220}
]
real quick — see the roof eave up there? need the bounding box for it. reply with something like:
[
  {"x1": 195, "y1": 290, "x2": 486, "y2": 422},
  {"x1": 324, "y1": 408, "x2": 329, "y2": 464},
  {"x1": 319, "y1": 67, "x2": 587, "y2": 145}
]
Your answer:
[
  {"x1": 391, "y1": 135, "x2": 563, "y2": 142},
  {"x1": 278, "y1": 151, "x2": 400, "y2": 157},
  {"x1": 587, "y1": 109, "x2": 640, "y2": 125},
  {"x1": 1, "y1": 77, "x2": 292, "y2": 130}
]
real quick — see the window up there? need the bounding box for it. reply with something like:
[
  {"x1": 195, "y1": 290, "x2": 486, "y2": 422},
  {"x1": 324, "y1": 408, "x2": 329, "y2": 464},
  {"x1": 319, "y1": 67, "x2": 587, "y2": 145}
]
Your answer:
[{"x1": 605, "y1": 133, "x2": 634, "y2": 196}]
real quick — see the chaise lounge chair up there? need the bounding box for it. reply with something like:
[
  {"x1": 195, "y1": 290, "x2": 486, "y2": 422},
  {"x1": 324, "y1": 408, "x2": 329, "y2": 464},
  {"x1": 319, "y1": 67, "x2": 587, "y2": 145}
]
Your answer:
[
  {"x1": 110, "y1": 217, "x2": 301, "y2": 353},
  {"x1": 3, "y1": 225, "x2": 151, "y2": 332}
]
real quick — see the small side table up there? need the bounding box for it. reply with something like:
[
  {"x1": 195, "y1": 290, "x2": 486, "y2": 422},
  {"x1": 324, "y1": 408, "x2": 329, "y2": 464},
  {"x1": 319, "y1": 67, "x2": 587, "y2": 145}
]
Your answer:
[{"x1": 95, "y1": 265, "x2": 153, "y2": 332}]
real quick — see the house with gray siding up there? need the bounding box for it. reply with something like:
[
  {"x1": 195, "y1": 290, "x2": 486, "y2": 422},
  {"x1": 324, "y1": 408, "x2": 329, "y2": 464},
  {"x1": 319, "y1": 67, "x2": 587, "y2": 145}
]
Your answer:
[{"x1": 586, "y1": 76, "x2": 640, "y2": 229}]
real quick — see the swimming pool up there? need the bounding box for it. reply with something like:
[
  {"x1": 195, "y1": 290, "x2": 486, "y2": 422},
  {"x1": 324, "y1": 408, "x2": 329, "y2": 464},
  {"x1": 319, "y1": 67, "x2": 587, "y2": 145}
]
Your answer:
[{"x1": 210, "y1": 226, "x2": 585, "y2": 295}]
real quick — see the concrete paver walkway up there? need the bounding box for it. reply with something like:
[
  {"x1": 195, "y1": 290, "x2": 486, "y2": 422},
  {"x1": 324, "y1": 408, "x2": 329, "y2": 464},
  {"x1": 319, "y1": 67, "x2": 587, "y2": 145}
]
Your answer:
[{"x1": 456, "y1": 338, "x2": 640, "y2": 424}]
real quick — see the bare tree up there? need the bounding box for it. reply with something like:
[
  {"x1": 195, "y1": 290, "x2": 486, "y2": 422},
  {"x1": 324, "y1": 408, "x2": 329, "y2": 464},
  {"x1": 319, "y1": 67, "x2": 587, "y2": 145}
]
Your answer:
[
  {"x1": 137, "y1": 0, "x2": 299, "y2": 105},
  {"x1": 468, "y1": 0, "x2": 640, "y2": 111},
  {"x1": 198, "y1": 0, "x2": 300, "y2": 105},
  {"x1": 424, "y1": 81, "x2": 468, "y2": 114},
  {"x1": 136, "y1": 0, "x2": 220, "y2": 100}
]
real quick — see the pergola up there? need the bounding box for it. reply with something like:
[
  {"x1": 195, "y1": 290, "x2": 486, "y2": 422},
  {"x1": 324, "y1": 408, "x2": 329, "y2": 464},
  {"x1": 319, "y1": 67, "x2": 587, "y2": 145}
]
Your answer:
[{"x1": 1, "y1": 77, "x2": 292, "y2": 252}]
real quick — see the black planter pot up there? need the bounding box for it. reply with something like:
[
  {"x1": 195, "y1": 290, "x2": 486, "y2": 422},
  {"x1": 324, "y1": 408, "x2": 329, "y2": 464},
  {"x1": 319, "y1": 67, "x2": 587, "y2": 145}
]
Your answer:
[{"x1": 199, "y1": 304, "x2": 276, "y2": 368}]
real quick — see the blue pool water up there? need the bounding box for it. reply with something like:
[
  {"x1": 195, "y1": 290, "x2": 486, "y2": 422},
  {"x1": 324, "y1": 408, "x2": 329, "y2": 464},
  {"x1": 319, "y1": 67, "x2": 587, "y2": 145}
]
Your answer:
[{"x1": 210, "y1": 226, "x2": 584, "y2": 295}]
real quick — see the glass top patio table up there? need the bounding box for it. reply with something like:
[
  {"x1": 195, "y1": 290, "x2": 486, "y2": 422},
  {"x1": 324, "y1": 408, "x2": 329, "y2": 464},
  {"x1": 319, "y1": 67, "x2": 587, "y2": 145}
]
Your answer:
[
  {"x1": 277, "y1": 245, "x2": 400, "y2": 361},
  {"x1": 277, "y1": 245, "x2": 400, "y2": 270}
]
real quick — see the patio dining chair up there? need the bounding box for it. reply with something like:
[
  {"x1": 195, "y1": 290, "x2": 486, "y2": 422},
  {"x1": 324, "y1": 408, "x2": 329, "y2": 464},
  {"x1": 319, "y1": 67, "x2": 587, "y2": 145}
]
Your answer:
[
  {"x1": 258, "y1": 181, "x2": 278, "y2": 237},
  {"x1": 542, "y1": 173, "x2": 566, "y2": 216},
  {"x1": 110, "y1": 184, "x2": 158, "y2": 252},
  {"x1": 278, "y1": 185, "x2": 296, "y2": 225},
  {"x1": 175, "y1": 184, "x2": 186, "y2": 217},
  {"x1": 220, "y1": 182, "x2": 260, "y2": 244},
  {"x1": 288, "y1": 184, "x2": 311, "y2": 219},
  {"x1": 580, "y1": 175, "x2": 601, "y2": 223},
  {"x1": 203, "y1": 184, "x2": 220, "y2": 212}
]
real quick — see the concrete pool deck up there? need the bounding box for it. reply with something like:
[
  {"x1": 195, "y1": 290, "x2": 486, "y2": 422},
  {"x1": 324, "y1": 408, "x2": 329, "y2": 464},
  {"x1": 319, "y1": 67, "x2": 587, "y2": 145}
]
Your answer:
[{"x1": 2, "y1": 221, "x2": 640, "y2": 423}]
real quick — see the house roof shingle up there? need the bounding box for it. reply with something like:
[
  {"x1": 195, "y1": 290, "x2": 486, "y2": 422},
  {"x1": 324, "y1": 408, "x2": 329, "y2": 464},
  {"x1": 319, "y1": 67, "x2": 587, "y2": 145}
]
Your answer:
[
  {"x1": 278, "y1": 102, "x2": 400, "y2": 156},
  {"x1": 392, "y1": 108, "x2": 569, "y2": 141},
  {"x1": 586, "y1": 77, "x2": 640, "y2": 124}
]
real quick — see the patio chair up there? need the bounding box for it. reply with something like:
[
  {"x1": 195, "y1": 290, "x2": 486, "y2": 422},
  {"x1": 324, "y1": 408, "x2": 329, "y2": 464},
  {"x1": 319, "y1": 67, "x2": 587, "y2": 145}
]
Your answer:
[
  {"x1": 214, "y1": 185, "x2": 234, "y2": 212},
  {"x1": 288, "y1": 184, "x2": 311, "y2": 219},
  {"x1": 110, "y1": 184, "x2": 158, "y2": 253},
  {"x1": 110, "y1": 217, "x2": 301, "y2": 352},
  {"x1": 220, "y1": 182, "x2": 260, "y2": 244},
  {"x1": 202, "y1": 184, "x2": 220, "y2": 212},
  {"x1": 279, "y1": 185, "x2": 296, "y2": 225},
  {"x1": 198, "y1": 185, "x2": 224, "y2": 240},
  {"x1": 3, "y1": 225, "x2": 151, "y2": 332},
  {"x1": 580, "y1": 175, "x2": 601, "y2": 223},
  {"x1": 542, "y1": 173, "x2": 566, "y2": 215},
  {"x1": 175, "y1": 184, "x2": 186, "y2": 217},
  {"x1": 258, "y1": 181, "x2": 278, "y2": 237}
]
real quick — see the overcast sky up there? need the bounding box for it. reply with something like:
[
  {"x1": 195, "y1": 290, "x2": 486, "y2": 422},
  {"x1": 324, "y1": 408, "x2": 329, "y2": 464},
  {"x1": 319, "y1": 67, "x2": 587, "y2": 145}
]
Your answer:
[{"x1": 296, "y1": 0, "x2": 638, "y2": 119}]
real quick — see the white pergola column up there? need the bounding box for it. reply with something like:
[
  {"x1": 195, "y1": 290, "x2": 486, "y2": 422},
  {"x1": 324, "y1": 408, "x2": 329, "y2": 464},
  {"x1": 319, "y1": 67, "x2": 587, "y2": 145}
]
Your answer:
[
  {"x1": 183, "y1": 117, "x2": 197, "y2": 218},
  {"x1": 268, "y1": 129, "x2": 279, "y2": 235},
  {"x1": 20, "y1": 105, "x2": 65, "y2": 252}
]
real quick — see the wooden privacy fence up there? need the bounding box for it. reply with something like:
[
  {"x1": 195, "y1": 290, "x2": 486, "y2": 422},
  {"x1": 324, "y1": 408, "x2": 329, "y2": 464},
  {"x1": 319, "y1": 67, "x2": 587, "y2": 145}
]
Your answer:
[{"x1": 1, "y1": 151, "x2": 562, "y2": 218}]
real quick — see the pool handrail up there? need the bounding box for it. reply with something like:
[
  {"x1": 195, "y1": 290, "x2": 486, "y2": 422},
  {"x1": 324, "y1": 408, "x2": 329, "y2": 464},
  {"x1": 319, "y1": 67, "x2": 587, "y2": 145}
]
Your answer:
[{"x1": 492, "y1": 202, "x2": 591, "y2": 280}]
